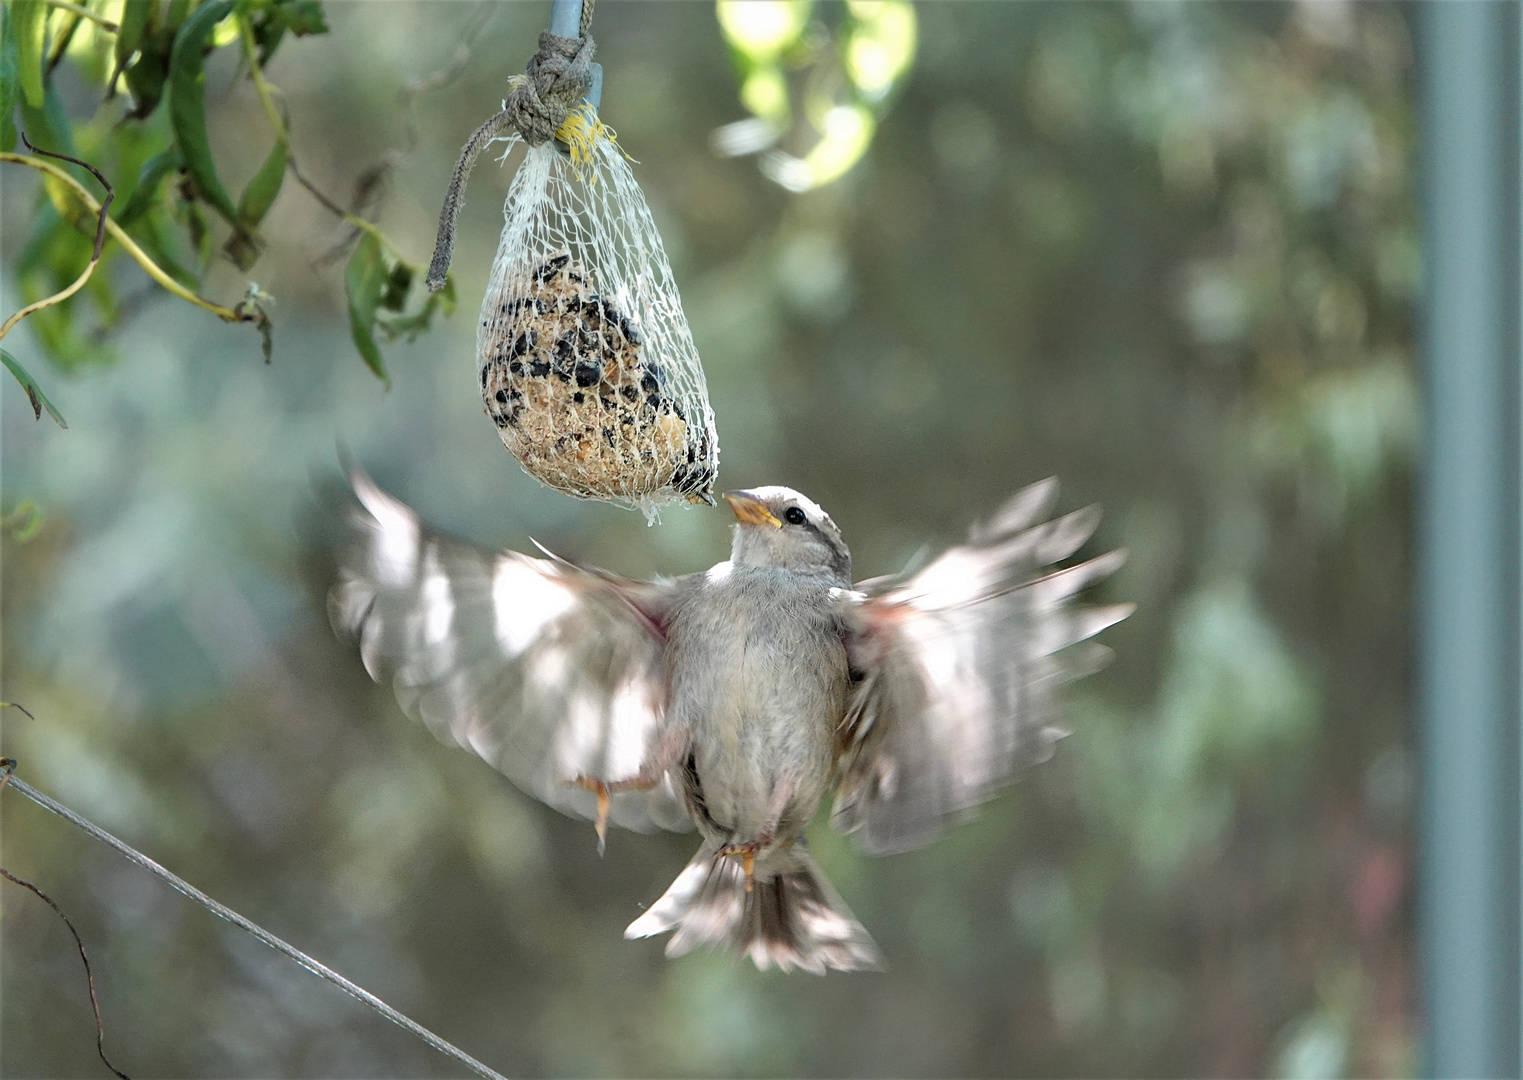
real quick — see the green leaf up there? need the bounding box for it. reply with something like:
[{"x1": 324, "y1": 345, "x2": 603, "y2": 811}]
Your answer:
[
  {"x1": 19, "y1": 81, "x2": 76, "y2": 158},
  {"x1": 379, "y1": 273, "x2": 455, "y2": 342},
  {"x1": 345, "y1": 232, "x2": 388, "y2": 385},
  {"x1": 237, "y1": 139, "x2": 288, "y2": 227},
  {"x1": 117, "y1": 147, "x2": 185, "y2": 226},
  {"x1": 379, "y1": 260, "x2": 412, "y2": 312},
  {"x1": 0, "y1": 2, "x2": 21, "y2": 151},
  {"x1": 2, "y1": 501, "x2": 42, "y2": 542},
  {"x1": 115, "y1": 0, "x2": 156, "y2": 71},
  {"x1": 10, "y1": 0, "x2": 45, "y2": 108},
  {"x1": 168, "y1": 0, "x2": 244, "y2": 230},
  {"x1": 248, "y1": 0, "x2": 329, "y2": 65},
  {"x1": 127, "y1": 210, "x2": 200, "y2": 288},
  {"x1": 224, "y1": 137, "x2": 285, "y2": 269},
  {"x1": 2, "y1": 349, "x2": 67, "y2": 428},
  {"x1": 124, "y1": 27, "x2": 171, "y2": 118},
  {"x1": 274, "y1": 0, "x2": 329, "y2": 37}
]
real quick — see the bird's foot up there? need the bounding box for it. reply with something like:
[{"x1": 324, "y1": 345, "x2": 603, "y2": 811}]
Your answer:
[
  {"x1": 568, "y1": 773, "x2": 663, "y2": 855},
  {"x1": 719, "y1": 836, "x2": 771, "y2": 893}
]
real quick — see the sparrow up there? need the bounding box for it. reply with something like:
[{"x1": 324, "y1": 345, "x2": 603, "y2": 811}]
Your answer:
[{"x1": 330, "y1": 470, "x2": 1130, "y2": 973}]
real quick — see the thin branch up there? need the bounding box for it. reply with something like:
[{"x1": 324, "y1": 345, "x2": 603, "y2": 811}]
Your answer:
[
  {"x1": 235, "y1": 17, "x2": 423, "y2": 273},
  {"x1": 45, "y1": 0, "x2": 118, "y2": 33},
  {"x1": 238, "y1": 17, "x2": 289, "y2": 144},
  {"x1": 0, "y1": 861, "x2": 132, "y2": 1078},
  {"x1": 0, "y1": 136, "x2": 114, "y2": 347},
  {"x1": 22, "y1": 133, "x2": 112, "y2": 259},
  {"x1": 0, "y1": 152, "x2": 252, "y2": 325}
]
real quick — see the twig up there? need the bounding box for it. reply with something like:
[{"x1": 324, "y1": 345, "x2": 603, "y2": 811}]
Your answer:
[
  {"x1": 45, "y1": 0, "x2": 119, "y2": 33},
  {"x1": 22, "y1": 133, "x2": 112, "y2": 259},
  {"x1": 0, "y1": 152, "x2": 253, "y2": 325},
  {"x1": 236, "y1": 16, "x2": 422, "y2": 272},
  {"x1": 0, "y1": 858, "x2": 132, "y2": 1079},
  {"x1": 0, "y1": 761, "x2": 509, "y2": 1080},
  {"x1": 0, "y1": 136, "x2": 114, "y2": 348}
]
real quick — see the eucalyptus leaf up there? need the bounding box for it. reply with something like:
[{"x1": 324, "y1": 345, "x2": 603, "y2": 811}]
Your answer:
[
  {"x1": 10, "y1": 0, "x2": 45, "y2": 108},
  {"x1": 168, "y1": 0, "x2": 245, "y2": 230},
  {"x1": 0, "y1": 1, "x2": 21, "y2": 151},
  {"x1": 118, "y1": 147, "x2": 185, "y2": 227},
  {"x1": 115, "y1": 0, "x2": 156, "y2": 72},
  {"x1": 345, "y1": 232, "x2": 388, "y2": 385},
  {"x1": 224, "y1": 137, "x2": 287, "y2": 269},
  {"x1": 2, "y1": 349, "x2": 67, "y2": 427}
]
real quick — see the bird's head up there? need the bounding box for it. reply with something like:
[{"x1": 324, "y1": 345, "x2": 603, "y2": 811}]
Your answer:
[{"x1": 723, "y1": 486, "x2": 851, "y2": 583}]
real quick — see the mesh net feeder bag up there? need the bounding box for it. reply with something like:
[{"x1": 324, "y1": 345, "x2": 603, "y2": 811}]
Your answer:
[{"x1": 427, "y1": 10, "x2": 718, "y2": 516}]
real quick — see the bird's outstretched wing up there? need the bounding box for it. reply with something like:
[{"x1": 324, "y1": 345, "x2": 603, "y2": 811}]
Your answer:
[
  {"x1": 329, "y1": 470, "x2": 692, "y2": 834},
  {"x1": 834, "y1": 480, "x2": 1131, "y2": 855}
]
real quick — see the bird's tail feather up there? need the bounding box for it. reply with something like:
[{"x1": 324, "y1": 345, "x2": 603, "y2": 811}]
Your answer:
[{"x1": 625, "y1": 842, "x2": 883, "y2": 974}]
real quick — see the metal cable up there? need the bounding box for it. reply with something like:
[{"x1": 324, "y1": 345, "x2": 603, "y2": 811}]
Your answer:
[{"x1": 1, "y1": 767, "x2": 509, "y2": 1080}]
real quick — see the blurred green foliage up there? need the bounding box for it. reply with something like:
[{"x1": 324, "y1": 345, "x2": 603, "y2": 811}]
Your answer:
[
  {"x1": 2, "y1": 2, "x2": 1414, "y2": 1077},
  {"x1": 0, "y1": 0, "x2": 445, "y2": 408}
]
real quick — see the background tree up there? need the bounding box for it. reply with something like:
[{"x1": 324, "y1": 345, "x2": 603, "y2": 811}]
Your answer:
[{"x1": 2, "y1": 2, "x2": 1414, "y2": 1076}]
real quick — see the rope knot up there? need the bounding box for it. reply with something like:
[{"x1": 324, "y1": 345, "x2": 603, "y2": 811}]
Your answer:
[
  {"x1": 505, "y1": 31, "x2": 597, "y2": 147},
  {"x1": 425, "y1": 20, "x2": 598, "y2": 291}
]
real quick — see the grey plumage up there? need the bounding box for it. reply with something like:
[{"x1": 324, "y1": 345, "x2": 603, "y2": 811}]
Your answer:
[{"x1": 331, "y1": 473, "x2": 1130, "y2": 973}]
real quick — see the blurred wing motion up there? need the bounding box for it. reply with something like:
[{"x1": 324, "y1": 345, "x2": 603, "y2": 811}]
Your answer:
[
  {"x1": 835, "y1": 480, "x2": 1131, "y2": 855},
  {"x1": 329, "y1": 470, "x2": 692, "y2": 834}
]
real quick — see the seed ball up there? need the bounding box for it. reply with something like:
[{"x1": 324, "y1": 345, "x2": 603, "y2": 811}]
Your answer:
[{"x1": 477, "y1": 253, "x2": 712, "y2": 502}]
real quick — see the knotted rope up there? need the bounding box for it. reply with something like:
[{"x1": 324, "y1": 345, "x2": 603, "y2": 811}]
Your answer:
[{"x1": 426, "y1": 5, "x2": 596, "y2": 292}]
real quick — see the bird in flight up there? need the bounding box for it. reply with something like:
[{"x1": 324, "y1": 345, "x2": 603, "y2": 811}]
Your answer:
[{"x1": 331, "y1": 472, "x2": 1130, "y2": 973}]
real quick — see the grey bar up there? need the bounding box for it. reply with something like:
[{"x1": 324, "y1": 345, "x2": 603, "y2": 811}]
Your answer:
[{"x1": 1418, "y1": 2, "x2": 1522, "y2": 1077}]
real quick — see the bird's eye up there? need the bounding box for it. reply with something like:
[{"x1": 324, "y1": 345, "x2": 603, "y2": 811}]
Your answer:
[{"x1": 784, "y1": 506, "x2": 807, "y2": 525}]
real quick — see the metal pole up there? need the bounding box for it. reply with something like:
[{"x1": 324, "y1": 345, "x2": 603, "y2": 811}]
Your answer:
[
  {"x1": 1417, "y1": 2, "x2": 1522, "y2": 1077},
  {"x1": 548, "y1": 0, "x2": 601, "y2": 111}
]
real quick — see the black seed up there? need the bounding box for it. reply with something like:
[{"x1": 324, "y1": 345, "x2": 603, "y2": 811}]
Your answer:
[
  {"x1": 554, "y1": 368, "x2": 571, "y2": 382},
  {"x1": 509, "y1": 361, "x2": 524, "y2": 375},
  {"x1": 600, "y1": 396, "x2": 616, "y2": 410},
  {"x1": 511, "y1": 331, "x2": 536, "y2": 357},
  {"x1": 574, "y1": 363, "x2": 601, "y2": 387},
  {"x1": 602, "y1": 427, "x2": 616, "y2": 447},
  {"x1": 572, "y1": 391, "x2": 585, "y2": 404},
  {"x1": 641, "y1": 371, "x2": 660, "y2": 394},
  {"x1": 686, "y1": 443, "x2": 696, "y2": 463},
  {"x1": 619, "y1": 317, "x2": 642, "y2": 345},
  {"x1": 620, "y1": 385, "x2": 639, "y2": 402},
  {"x1": 646, "y1": 394, "x2": 662, "y2": 411},
  {"x1": 495, "y1": 389, "x2": 509, "y2": 404},
  {"x1": 534, "y1": 254, "x2": 570, "y2": 282},
  {"x1": 529, "y1": 359, "x2": 550, "y2": 377}
]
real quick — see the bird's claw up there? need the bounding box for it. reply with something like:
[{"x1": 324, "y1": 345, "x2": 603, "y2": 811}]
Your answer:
[
  {"x1": 719, "y1": 837, "x2": 769, "y2": 893},
  {"x1": 570, "y1": 776, "x2": 611, "y2": 855}
]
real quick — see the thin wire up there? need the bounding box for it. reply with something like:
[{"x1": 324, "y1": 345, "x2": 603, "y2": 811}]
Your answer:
[{"x1": 0, "y1": 764, "x2": 509, "y2": 1080}]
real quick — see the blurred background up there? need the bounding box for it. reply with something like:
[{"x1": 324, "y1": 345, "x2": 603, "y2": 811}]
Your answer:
[{"x1": 1, "y1": 1, "x2": 1417, "y2": 1076}]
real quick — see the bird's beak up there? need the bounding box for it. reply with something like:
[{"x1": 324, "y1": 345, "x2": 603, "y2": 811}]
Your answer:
[{"x1": 723, "y1": 490, "x2": 782, "y2": 528}]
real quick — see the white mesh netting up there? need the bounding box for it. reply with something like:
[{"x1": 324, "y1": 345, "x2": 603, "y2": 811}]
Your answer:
[{"x1": 477, "y1": 125, "x2": 718, "y2": 515}]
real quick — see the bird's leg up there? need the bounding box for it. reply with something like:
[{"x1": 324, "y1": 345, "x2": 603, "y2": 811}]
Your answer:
[
  {"x1": 567, "y1": 731, "x2": 689, "y2": 855},
  {"x1": 569, "y1": 773, "x2": 665, "y2": 855},
  {"x1": 718, "y1": 772, "x2": 798, "y2": 892},
  {"x1": 718, "y1": 837, "x2": 770, "y2": 893}
]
